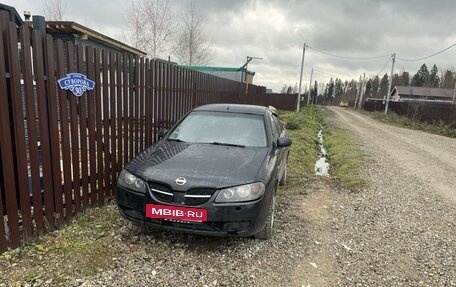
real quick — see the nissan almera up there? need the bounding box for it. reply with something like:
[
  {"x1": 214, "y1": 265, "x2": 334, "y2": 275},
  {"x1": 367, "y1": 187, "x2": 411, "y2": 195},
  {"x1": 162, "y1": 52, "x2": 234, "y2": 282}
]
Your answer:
[{"x1": 116, "y1": 104, "x2": 292, "y2": 239}]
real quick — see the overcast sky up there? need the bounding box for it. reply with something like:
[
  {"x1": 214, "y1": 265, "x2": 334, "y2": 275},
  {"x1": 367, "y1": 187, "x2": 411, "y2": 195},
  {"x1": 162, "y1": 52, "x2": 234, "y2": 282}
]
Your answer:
[{"x1": 5, "y1": 0, "x2": 456, "y2": 92}]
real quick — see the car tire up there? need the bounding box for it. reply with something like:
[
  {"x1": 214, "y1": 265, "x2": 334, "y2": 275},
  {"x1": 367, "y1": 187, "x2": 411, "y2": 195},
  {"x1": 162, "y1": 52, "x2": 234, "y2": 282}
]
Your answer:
[
  {"x1": 279, "y1": 161, "x2": 287, "y2": 186},
  {"x1": 254, "y1": 194, "x2": 275, "y2": 240}
]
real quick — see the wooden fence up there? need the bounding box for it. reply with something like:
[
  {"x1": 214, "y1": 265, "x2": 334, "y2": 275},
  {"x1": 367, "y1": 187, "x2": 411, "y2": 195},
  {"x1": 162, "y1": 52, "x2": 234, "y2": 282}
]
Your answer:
[
  {"x1": 363, "y1": 100, "x2": 456, "y2": 127},
  {"x1": 0, "y1": 12, "x2": 274, "y2": 251}
]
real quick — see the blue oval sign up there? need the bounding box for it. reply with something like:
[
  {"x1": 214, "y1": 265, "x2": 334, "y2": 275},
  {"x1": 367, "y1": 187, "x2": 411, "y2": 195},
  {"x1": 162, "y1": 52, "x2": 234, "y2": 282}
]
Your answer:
[{"x1": 57, "y1": 73, "x2": 95, "y2": 97}]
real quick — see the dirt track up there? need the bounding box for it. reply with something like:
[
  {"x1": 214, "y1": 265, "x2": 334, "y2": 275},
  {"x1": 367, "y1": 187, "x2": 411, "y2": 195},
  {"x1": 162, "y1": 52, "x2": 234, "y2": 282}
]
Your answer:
[
  {"x1": 329, "y1": 106, "x2": 456, "y2": 203},
  {"x1": 319, "y1": 107, "x2": 456, "y2": 286}
]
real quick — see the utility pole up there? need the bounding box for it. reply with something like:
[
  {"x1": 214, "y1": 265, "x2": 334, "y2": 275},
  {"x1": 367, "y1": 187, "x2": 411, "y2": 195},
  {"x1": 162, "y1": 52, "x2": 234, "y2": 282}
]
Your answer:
[
  {"x1": 307, "y1": 67, "x2": 313, "y2": 106},
  {"x1": 357, "y1": 73, "x2": 366, "y2": 110},
  {"x1": 354, "y1": 75, "x2": 362, "y2": 108},
  {"x1": 296, "y1": 43, "x2": 306, "y2": 112},
  {"x1": 384, "y1": 53, "x2": 396, "y2": 114}
]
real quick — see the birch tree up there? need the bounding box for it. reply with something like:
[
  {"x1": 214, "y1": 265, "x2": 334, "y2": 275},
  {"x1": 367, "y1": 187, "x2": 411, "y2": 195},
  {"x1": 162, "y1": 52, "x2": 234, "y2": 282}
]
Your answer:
[
  {"x1": 43, "y1": 0, "x2": 68, "y2": 21},
  {"x1": 126, "y1": 0, "x2": 175, "y2": 59},
  {"x1": 175, "y1": 0, "x2": 213, "y2": 65}
]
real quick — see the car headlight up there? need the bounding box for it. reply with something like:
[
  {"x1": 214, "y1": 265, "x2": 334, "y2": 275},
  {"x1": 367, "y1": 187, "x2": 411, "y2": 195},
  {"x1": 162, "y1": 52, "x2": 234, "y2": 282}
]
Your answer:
[
  {"x1": 118, "y1": 170, "x2": 147, "y2": 193},
  {"x1": 215, "y1": 182, "x2": 265, "y2": 203}
]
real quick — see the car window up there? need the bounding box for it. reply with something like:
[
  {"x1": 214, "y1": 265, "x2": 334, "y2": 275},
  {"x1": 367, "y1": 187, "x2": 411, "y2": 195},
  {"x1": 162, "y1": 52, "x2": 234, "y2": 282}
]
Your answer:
[
  {"x1": 272, "y1": 115, "x2": 283, "y2": 136},
  {"x1": 168, "y1": 111, "x2": 268, "y2": 147},
  {"x1": 269, "y1": 114, "x2": 279, "y2": 141}
]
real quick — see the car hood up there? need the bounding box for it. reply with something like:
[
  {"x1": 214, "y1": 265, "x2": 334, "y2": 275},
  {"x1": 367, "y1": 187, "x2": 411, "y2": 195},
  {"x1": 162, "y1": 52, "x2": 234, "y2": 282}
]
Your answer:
[{"x1": 125, "y1": 141, "x2": 269, "y2": 191}]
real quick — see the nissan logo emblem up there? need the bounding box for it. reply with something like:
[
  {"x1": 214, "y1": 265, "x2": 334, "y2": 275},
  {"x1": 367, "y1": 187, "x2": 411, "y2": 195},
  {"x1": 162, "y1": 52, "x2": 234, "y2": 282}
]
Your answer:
[{"x1": 175, "y1": 177, "x2": 187, "y2": 186}]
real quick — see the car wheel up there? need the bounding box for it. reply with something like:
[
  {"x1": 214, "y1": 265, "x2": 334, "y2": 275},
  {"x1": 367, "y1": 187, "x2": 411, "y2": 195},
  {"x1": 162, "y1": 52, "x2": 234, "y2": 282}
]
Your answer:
[
  {"x1": 279, "y1": 162, "x2": 287, "y2": 186},
  {"x1": 254, "y1": 194, "x2": 275, "y2": 240}
]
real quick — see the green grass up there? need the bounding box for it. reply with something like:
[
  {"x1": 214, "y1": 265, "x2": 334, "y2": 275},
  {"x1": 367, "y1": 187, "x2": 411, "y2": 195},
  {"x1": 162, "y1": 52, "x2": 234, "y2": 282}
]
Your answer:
[
  {"x1": 324, "y1": 109, "x2": 367, "y2": 191},
  {"x1": 0, "y1": 199, "x2": 124, "y2": 285},
  {"x1": 279, "y1": 106, "x2": 324, "y2": 186},
  {"x1": 367, "y1": 111, "x2": 456, "y2": 138}
]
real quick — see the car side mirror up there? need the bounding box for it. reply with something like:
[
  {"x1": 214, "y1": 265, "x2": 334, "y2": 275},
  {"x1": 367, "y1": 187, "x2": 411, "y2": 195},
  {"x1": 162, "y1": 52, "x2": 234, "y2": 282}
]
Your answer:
[
  {"x1": 277, "y1": 137, "x2": 292, "y2": 148},
  {"x1": 158, "y1": 129, "x2": 168, "y2": 139}
]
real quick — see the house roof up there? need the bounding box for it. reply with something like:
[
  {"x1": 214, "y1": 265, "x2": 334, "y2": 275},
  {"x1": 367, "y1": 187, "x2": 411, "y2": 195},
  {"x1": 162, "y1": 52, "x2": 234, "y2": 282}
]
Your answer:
[
  {"x1": 180, "y1": 65, "x2": 255, "y2": 75},
  {"x1": 46, "y1": 21, "x2": 147, "y2": 57},
  {"x1": 392, "y1": 86, "x2": 454, "y2": 99}
]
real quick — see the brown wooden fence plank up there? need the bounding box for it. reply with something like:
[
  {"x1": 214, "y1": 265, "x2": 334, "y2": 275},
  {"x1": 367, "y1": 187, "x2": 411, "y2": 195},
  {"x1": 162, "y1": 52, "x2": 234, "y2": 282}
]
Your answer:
[
  {"x1": 134, "y1": 56, "x2": 140, "y2": 156},
  {"x1": 139, "y1": 57, "x2": 145, "y2": 152},
  {"x1": 86, "y1": 46, "x2": 97, "y2": 207},
  {"x1": 44, "y1": 34, "x2": 63, "y2": 228},
  {"x1": 109, "y1": 51, "x2": 117, "y2": 195},
  {"x1": 167, "y1": 63, "x2": 172, "y2": 128},
  {"x1": 33, "y1": 32, "x2": 56, "y2": 231},
  {"x1": 129, "y1": 54, "x2": 135, "y2": 157},
  {"x1": 56, "y1": 40, "x2": 73, "y2": 222},
  {"x1": 102, "y1": 50, "x2": 110, "y2": 198},
  {"x1": 19, "y1": 25, "x2": 44, "y2": 237},
  {"x1": 77, "y1": 45, "x2": 89, "y2": 208},
  {"x1": 0, "y1": 13, "x2": 7, "y2": 252},
  {"x1": 67, "y1": 42, "x2": 82, "y2": 215},
  {"x1": 8, "y1": 22, "x2": 33, "y2": 243},
  {"x1": 0, "y1": 13, "x2": 20, "y2": 249},
  {"x1": 116, "y1": 53, "x2": 124, "y2": 171},
  {"x1": 122, "y1": 54, "x2": 129, "y2": 165},
  {"x1": 94, "y1": 48, "x2": 104, "y2": 205},
  {"x1": 153, "y1": 60, "x2": 159, "y2": 143},
  {"x1": 144, "y1": 59, "x2": 151, "y2": 147}
]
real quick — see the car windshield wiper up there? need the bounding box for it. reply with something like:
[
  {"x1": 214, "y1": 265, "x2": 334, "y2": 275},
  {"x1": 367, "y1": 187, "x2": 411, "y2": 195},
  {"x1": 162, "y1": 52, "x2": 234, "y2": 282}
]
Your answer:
[
  {"x1": 209, "y1": 142, "x2": 245, "y2": 148},
  {"x1": 168, "y1": 138, "x2": 186, "y2": 143}
]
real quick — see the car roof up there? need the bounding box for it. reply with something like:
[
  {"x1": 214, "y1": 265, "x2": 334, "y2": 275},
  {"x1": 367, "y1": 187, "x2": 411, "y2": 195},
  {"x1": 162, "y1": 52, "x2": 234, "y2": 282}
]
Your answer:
[{"x1": 193, "y1": 104, "x2": 273, "y2": 116}]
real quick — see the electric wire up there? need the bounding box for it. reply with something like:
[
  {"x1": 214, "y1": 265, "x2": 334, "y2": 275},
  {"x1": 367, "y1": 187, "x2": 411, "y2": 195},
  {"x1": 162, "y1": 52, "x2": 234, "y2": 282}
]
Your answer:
[
  {"x1": 396, "y1": 41, "x2": 456, "y2": 61},
  {"x1": 374, "y1": 55, "x2": 393, "y2": 78},
  {"x1": 306, "y1": 45, "x2": 391, "y2": 60}
]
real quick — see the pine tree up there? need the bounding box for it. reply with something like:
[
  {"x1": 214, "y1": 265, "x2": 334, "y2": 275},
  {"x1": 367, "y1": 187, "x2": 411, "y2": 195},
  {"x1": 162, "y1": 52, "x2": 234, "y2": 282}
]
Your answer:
[
  {"x1": 411, "y1": 64, "x2": 429, "y2": 87},
  {"x1": 371, "y1": 76, "x2": 380, "y2": 98},
  {"x1": 399, "y1": 71, "x2": 410, "y2": 86},
  {"x1": 441, "y1": 69, "x2": 455, "y2": 88},
  {"x1": 378, "y1": 74, "x2": 389, "y2": 99},
  {"x1": 391, "y1": 73, "x2": 400, "y2": 89},
  {"x1": 428, "y1": 64, "x2": 440, "y2": 87}
]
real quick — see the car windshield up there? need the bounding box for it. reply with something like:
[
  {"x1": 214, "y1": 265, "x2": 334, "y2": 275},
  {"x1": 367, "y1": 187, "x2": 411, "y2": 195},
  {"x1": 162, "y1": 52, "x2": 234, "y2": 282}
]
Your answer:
[{"x1": 168, "y1": 111, "x2": 268, "y2": 147}]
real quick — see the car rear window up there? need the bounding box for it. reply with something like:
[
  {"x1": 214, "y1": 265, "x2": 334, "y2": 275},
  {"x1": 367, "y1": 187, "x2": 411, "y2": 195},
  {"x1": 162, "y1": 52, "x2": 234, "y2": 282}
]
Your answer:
[{"x1": 168, "y1": 111, "x2": 268, "y2": 147}]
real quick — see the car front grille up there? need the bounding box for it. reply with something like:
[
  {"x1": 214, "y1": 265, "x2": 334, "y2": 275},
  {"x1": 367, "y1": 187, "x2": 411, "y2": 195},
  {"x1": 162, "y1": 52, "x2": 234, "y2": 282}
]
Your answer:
[
  {"x1": 147, "y1": 183, "x2": 215, "y2": 206},
  {"x1": 184, "y1": 189, "x2": 214, "y2": 206}
]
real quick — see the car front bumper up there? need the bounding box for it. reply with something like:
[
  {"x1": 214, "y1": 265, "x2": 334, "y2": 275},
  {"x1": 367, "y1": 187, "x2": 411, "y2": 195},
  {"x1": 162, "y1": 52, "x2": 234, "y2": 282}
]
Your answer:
[{"x1": 116, "y1": 185, "x2": 272, "y2": 237}]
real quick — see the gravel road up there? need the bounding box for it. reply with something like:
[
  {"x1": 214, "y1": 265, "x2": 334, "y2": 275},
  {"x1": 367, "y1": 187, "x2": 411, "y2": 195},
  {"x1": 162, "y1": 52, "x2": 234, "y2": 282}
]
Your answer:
[
  {"x1": 4, "y1": 106, "x2": 454, "y2": 286},
  {"x1": 327, "y1": 107, "x2": 456, "y2": 286}
]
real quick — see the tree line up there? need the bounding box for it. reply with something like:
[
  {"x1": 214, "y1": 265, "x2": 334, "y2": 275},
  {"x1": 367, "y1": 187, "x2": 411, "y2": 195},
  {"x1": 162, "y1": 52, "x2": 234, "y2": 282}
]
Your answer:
[{"x1": 282, "y1": 64, "x2": 456, "y2": 105}]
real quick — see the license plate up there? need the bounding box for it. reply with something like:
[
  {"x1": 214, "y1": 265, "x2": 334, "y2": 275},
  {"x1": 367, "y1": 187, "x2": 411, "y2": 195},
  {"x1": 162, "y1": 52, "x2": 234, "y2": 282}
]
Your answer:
[{"x1": 145, "y1": 204, "x2": 208, "y2": 222}]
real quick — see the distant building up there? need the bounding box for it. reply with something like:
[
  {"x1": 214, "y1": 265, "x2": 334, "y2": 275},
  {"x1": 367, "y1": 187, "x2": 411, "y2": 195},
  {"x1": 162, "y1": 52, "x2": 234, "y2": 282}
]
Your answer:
[
  {"x1": 180, "y1": 66, "x2": 255, "y2": 84},
  {"x1": 390, "y1": 86, "x2": 455, "y2": 103},
  {"x1": 45, "y1": 21, "x2": 146, "y2": 57}
]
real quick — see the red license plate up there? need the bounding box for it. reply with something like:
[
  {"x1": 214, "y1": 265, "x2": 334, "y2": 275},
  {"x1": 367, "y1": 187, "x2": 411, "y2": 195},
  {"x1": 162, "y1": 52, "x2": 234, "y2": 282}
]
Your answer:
[{"x1": 145, "y1": 204, "x2": 208, "y2": 222}]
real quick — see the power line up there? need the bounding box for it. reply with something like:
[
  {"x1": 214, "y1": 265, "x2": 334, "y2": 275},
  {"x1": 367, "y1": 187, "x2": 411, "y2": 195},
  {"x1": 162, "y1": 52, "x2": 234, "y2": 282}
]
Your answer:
[
  {"x1": 396, "y1": 41, "x2": 456, "y2": 62},
  {"x1": 374, "y1": 55, "x2": 393, "y2": 78},
  {"x1": 306, "y1": 45, "x2": 391, "y2": 60}
]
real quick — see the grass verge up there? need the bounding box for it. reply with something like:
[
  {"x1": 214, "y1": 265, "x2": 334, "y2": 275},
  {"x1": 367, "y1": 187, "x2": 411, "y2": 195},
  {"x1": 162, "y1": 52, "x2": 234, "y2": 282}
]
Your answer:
[
  {"x1": 279, "y1": 106, "x2": 324, "y2": 187},
  {"x1": 366, "y1": 111, "x2": 456, "y2": 138},
  {"x1": 324, "y1": 108, "x2": 367, "y2": 191},
  {"x1": 0, "y1": 199, "x2": 125, "y2": 285}
]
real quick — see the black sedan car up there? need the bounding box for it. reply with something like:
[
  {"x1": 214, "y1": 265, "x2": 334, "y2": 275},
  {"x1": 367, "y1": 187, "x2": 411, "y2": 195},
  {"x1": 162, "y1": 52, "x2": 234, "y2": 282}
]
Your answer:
[{"x1": 117, "y1": 104, "x2": 292, "y2": 239}]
